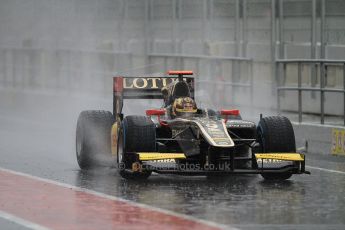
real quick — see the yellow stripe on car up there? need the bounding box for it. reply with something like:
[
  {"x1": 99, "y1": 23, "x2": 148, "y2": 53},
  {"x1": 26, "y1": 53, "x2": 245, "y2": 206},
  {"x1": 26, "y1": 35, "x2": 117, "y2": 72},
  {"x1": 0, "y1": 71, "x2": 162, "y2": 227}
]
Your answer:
[
  {"x1": 139, "y1": 153, "x2": 186, "y2": 161},
  {"x1": 255, "y1": 153, "x2": 304, "y2": 161}
]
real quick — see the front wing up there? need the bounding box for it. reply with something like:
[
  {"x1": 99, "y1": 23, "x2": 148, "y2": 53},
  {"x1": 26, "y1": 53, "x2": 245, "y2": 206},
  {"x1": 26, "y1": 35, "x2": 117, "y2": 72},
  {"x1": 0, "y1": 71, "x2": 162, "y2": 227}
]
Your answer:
[{"x1": 123, "y1": 152, "x2": 310, "y2": 175}]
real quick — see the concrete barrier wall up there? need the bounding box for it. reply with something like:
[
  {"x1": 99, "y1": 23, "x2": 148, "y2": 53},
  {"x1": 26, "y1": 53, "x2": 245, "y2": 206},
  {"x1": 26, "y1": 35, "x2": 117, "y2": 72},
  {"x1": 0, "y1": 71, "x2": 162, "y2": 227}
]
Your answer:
[
  {"x1": 293, "y1": 122, "x2": 345, "y2": 156},
  {"x1": 0, "y1": 0, "x2": 345, "y2": 117}
]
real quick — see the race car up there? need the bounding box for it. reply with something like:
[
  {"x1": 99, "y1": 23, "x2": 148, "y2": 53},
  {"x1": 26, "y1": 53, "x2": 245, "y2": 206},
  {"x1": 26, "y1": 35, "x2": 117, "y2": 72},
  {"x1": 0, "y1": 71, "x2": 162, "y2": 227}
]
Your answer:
[{"x1": 76, "y1": 70, "x2": 309, "y2": 180}]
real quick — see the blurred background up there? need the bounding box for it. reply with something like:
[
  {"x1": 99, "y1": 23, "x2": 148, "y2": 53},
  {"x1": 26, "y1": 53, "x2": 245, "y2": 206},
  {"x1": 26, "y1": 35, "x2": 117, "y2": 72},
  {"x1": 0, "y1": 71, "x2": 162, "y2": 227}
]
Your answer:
[
  {"x1": 0, "y1": 0, "x2": 345, "y2": 123},
  {"x1": 1, "y1": 2, "x2": 345, "y2": 229}
]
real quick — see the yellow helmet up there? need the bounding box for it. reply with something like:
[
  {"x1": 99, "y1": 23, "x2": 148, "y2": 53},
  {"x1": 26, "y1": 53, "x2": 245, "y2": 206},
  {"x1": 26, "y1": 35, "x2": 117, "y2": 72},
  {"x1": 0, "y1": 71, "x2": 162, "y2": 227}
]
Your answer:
[{"x1": 172, "y1": 97, "x2": 197, "y2": 117}]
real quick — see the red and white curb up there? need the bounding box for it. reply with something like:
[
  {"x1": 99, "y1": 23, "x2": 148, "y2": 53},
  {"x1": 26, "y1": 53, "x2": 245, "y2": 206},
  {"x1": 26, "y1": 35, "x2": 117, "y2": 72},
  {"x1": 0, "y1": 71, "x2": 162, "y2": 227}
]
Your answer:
[{"x1": 0, "y1": 167, "x2": 236, "y2": 230}]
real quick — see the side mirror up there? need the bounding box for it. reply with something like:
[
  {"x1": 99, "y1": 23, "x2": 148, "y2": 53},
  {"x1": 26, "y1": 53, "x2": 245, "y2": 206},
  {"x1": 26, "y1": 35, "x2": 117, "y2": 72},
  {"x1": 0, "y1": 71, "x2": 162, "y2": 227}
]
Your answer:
[
  {"x1": 220, "y1": 109, "x2": 240, "y2": 116},
  {"x1": 220, "y1": 109, "x2": 240, "y2": 123},
  {"x1": 146, "y1": 109, "x2": 168, "y2": 127},
  {"x1": 146, "y1": 109, "x2": 166, "y2": 116}
]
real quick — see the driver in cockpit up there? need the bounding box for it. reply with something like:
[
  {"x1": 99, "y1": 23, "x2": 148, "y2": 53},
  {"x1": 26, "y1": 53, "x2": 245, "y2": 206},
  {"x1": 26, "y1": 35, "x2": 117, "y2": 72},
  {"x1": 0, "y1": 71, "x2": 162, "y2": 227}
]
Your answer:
[{"x1": 161, "y1": 81, "x2": 197, "y2": 119}]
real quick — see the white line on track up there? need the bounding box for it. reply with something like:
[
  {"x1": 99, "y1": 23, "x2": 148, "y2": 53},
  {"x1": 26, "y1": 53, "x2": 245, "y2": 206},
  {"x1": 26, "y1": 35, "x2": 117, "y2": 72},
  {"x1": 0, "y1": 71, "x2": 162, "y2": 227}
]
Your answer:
[
  {"x1": 306, "y1": 165, "x2": 345, "y2": 175},
  {"x1": 0, "y1": 167, "x2": 236, "y2": 230},
  {"x1": 0, "y1": 210, "x2": 49, "y2": 230}
]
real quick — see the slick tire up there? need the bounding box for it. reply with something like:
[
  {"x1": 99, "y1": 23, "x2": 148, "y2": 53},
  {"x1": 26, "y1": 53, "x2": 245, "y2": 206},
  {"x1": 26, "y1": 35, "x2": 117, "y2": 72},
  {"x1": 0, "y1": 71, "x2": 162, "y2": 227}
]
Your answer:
[
  {"x1": 76, "y1": 110, "x2": 114, "y2": 169},
  {"x1": 257, "y1": 116, "x2": 296, "y2": 180},
  {"x1": 118, "y1": 116, "x2": 155, "y2": 180}
]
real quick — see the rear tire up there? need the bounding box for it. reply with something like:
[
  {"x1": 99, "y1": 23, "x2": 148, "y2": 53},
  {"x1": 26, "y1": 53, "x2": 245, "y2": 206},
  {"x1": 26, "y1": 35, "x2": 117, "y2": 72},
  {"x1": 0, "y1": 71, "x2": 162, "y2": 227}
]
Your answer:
[
  {"x1": 76, "y1": 110, "x2": 114, "y2": 169},
  {"x1": 118, "y1": 116, "x2": 156, "y2": 180},
  {"x1": 257, "y1": 116, "x2": 295, "y2": 180}
]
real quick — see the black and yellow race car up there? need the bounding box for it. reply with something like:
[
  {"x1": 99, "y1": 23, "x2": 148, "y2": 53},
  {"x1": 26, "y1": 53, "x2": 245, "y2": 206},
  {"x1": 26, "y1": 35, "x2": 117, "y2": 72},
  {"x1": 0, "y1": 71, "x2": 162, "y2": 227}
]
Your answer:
[{"x1": 76, "y1": 70, "x2": 309, "y2": 180}]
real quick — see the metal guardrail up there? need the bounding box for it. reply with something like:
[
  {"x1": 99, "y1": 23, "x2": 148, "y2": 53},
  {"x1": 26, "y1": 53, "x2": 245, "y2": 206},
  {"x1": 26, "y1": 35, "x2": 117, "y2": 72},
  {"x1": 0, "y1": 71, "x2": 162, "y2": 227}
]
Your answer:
[
  {"x1": 149, "y1": 53, "x2": 252, "y2": 62},
  {"x1": 148, "y1": 53, "x2": 254, "y2": 109},
  {"x1": 276, "y1": 59, "x2": 345, "y2": 125}
]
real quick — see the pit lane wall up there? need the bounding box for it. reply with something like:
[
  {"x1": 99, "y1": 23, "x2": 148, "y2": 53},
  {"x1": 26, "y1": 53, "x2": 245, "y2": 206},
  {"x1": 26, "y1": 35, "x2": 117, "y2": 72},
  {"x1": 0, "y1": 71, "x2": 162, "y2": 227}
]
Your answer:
[{"x1": 293, "y1": 122, "x2": 345, "y2": 156}]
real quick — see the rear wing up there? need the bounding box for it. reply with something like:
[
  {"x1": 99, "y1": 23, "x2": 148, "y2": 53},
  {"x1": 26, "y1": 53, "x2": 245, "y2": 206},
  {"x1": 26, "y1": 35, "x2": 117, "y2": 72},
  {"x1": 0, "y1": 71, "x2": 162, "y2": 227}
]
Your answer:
[{"x1": 113, "y1": 76, "x2": 194, "y2": 117}]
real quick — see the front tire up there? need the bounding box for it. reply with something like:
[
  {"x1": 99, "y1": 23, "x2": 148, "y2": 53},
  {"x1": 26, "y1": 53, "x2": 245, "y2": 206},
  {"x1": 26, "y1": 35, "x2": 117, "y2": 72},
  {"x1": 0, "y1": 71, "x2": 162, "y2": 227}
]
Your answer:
[
  {"x1": 257, "y1": 116, "x2": 296, "y2": 180},
  {"x1": 118, "y1": 116, "x2": 156, "y2": 180},
  {"x1": 76, "y1": 110, "x2": 114, "y2": 169}
]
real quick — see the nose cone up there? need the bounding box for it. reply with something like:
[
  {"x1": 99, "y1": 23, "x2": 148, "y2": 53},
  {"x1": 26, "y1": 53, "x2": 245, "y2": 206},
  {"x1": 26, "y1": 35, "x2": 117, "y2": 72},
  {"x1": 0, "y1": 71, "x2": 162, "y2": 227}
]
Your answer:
[{"x1": 194, "y1": 118, "x2": 234, "y2": 147}]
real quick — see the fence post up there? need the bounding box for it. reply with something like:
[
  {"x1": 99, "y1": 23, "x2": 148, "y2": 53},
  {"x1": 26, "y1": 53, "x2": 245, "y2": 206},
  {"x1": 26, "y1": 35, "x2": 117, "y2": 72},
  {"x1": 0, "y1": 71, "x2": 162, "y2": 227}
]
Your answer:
[
  {"x1": 277, "y1": 61, "x2": 281, "y2": 114},
  {"x1": 279, "y1": 0, "x2": 284, "y2": 59},
  {"x1": 249, "y1": 60, "x2": 254, "y2": 115},
  {"x1": 343, "y1": 63, "x2": 345, "y2": 126},
  {"x1": 242, "y1": 0, "x2": 248, "y2": 57},
  {"x1": 119, "y1": 0, "x2": 127, "y2": 53},
  {"x1": 172, "y1": 0, "x2": 178, "y2": 53},
  {"x1": 320, "y1": 62, "x2": 325, "y2": 124},
  {"x1": 298, "y1": 62, "x2": 302, "y2": 123},
  {"x1": 311, "y1": 0, "x2": 316, "y2": 59},
  {"x1": 271, "y1": 0, "x2": 277, "y2": 94},
  {"x1": 320, "y1": 0, "x2": 326, "y2": 59},
  {"x1": 271, "y1": 0, "x2": 276, "y2": 59},
  {"x1": 235, "y1": 0, "x2": 240, "y2": 57},
  {"x1": 144, "y1": 0, "x2": 151, "y2": 74},
  {"x1": 231, "y1": 60, "x2": 235, "y2": 106},
  {"x1": 202, "y1": 0, "x2": 207, "y2": 52},
  {"x1": 311, "y1": 0, "x2": 317, "y2": 98},
  {"x1": 210, "y1": 0, "x2": 214, "y2": 42}
]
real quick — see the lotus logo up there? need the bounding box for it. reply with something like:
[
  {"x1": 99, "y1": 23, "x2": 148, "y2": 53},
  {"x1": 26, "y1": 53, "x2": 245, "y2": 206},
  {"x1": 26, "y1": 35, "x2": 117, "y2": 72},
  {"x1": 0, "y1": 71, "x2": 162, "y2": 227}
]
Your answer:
[{"x1": 123, "y1": 77, "x2": 194, "y2": 90}]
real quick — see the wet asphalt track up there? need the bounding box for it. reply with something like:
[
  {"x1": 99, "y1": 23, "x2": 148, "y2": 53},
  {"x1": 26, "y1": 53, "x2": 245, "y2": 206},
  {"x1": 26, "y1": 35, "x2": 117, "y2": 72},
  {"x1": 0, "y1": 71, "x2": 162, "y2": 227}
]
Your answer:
[{"x1": 1, "y1": 92, "x2": 345, "y2": 230}]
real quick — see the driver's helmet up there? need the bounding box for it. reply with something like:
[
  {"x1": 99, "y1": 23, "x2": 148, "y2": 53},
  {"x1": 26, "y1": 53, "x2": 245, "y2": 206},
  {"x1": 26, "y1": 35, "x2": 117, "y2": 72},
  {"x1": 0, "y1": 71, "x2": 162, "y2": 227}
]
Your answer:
[{"x1": 172, "y1": 97, "x2": 197, "y2": 118}]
